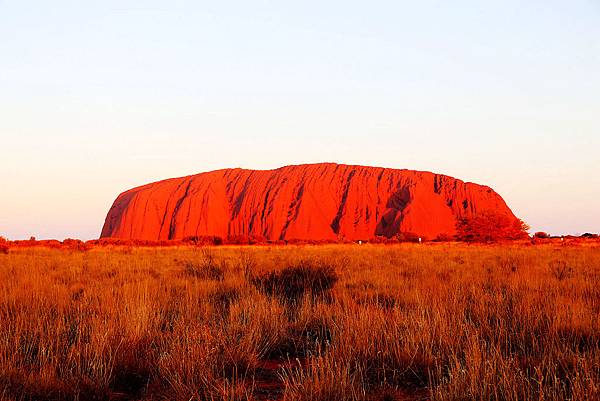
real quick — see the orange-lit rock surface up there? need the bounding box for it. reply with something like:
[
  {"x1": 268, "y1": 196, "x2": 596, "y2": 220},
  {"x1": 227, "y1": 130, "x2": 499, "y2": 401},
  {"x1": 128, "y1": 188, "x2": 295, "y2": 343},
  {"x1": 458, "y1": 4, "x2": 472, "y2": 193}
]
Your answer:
[{"x1": 101, "y1": 163, "x2": 519, "y2": 241}]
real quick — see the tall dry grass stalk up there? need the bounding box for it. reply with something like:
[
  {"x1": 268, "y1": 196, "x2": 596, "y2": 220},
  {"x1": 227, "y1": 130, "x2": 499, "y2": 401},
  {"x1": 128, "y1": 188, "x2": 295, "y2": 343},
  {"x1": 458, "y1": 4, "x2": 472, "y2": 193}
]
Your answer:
[{"x1": 0, "y1": 243, "x2": 598, "y2": 400}]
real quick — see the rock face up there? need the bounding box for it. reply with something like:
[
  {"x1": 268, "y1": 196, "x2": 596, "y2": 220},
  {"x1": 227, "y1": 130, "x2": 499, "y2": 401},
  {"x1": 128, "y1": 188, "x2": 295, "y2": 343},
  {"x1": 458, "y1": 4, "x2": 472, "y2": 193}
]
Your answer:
[{"x1": 101, "y1": 163, "x2": 519, "y2": 241}]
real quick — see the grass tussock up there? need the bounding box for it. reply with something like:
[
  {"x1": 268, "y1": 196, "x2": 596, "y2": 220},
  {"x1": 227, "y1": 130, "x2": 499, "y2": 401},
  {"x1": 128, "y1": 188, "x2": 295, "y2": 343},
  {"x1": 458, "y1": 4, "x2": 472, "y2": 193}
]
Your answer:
[{"x1": 0, "y1": 244, "x2": 598, "y2": 400}]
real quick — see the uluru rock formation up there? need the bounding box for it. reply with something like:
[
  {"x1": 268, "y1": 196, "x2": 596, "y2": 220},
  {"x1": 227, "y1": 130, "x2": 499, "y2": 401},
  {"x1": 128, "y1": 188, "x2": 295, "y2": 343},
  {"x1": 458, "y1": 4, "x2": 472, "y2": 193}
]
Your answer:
[{"x1": 101, "y1": 163, "x2": 519, "y2": 241}]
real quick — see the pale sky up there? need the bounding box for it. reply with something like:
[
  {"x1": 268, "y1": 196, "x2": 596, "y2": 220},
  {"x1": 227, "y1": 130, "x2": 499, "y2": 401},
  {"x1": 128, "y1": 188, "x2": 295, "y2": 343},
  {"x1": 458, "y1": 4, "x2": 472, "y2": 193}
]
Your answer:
[{"x1": 1, "y1": 0, "x2": 599, "y2": 240}]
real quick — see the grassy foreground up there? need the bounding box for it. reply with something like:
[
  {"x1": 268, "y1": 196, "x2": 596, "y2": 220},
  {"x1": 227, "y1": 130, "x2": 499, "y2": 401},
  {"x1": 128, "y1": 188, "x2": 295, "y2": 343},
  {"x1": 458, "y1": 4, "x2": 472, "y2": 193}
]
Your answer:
[{"x1": 0, "y1": 244, "x2": 598, "y2": 401}]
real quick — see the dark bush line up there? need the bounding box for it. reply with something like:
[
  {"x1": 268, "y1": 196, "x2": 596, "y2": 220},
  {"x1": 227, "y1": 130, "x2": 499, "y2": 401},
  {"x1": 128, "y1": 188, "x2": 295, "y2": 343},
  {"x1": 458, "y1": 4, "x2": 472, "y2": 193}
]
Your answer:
[
  {"x1": 2, "y1": 228, "x2": 600, "y2": 252},
  {"x1": 250, "y1": 260, "x2": 338, "y2": 304}
]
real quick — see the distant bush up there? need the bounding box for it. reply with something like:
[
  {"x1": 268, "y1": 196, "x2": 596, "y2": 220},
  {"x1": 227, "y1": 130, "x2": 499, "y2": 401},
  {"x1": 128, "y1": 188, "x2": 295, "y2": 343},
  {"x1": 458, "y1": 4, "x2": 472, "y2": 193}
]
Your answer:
[
  {"x1": 396, "y1": 232, "x2": 421, "y2": 243},
  {"x1": 534, "y1": 232, "x2": 550, "y2": 239},
  {"x1": 182, "y1": 235, "x2": 224, "y2": 246},
  {"x1": 0, "y1": 237, "x2": 8, "y2": 254},
  {"x1": 456, "y1": 212, "x2": 529, "y2": 243},
  {"x1": 251, "y1": 260, "x2": 338, "y2": 304},
  {"x1": 433, "y1": 233, "x2": 454, "y2": 242},
  {"x1": 368, "y1": 236, "x2": 387, "y2": 244},
  {"x1": 62, "y1": 238, "x2": 90, "y2": 251},
  {"x1": 369, "y1": 233, "x2": 423, "y2": 244},
  {"x1": 225, "y1": 234, "x2": 267, "y2": 245}
]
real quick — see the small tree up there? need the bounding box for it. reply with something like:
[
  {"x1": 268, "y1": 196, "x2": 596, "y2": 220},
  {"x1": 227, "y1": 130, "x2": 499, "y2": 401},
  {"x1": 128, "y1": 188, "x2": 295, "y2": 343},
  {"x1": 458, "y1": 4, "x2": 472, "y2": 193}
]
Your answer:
[
  {"x1": 456, "y1": 211, "x2": 529, "y2": 243},
  {"x1": 0, "y1": 236, "x2": 8, "y2": 254}
]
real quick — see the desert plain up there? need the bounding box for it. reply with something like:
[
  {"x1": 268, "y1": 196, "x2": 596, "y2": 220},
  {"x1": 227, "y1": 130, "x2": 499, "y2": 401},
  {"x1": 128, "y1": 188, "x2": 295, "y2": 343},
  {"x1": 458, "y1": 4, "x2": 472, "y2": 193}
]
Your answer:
[{"x1": 0, "y1": 241, "x2": 598, "y2": 401}]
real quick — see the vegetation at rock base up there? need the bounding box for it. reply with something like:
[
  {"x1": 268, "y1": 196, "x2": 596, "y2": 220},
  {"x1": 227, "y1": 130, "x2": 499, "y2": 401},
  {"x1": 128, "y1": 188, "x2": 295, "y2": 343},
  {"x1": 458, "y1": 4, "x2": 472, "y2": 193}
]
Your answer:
[{"x1": 456, "y1": 211, "x2": 530, "y2": 242}]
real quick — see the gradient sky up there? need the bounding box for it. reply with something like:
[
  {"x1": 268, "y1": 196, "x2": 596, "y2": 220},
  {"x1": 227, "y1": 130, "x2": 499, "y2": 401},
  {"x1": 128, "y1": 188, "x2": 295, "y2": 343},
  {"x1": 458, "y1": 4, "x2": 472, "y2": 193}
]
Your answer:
[{"x1": 1, "y1": 0, "x2": 599, "y2": 240}]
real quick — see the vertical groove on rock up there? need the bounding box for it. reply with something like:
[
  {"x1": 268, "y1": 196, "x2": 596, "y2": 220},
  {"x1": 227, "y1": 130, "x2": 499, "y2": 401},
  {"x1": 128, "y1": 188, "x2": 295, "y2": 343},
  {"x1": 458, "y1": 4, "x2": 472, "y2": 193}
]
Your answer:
[
  {"x1": 280, "y1": 183, "x2": 305, "y2": 240},
  {"x1": 168, "y1": 179, "x2": 193, "y2": 240},
  {"x1": 330, "y1": 169, "x2": 357, "y2": 234}
]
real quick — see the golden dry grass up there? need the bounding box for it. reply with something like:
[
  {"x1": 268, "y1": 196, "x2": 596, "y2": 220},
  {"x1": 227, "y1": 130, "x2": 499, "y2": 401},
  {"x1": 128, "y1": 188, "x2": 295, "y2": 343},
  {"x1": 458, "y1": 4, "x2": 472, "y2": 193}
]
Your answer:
[{"x1": 0, "y1": 243, "x2": 598, "y2": 400}]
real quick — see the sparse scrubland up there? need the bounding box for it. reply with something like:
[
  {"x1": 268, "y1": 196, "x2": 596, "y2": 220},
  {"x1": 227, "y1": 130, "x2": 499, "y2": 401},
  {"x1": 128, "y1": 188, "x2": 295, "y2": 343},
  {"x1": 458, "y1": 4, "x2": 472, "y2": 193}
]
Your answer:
[{"x1": 0, "y1": 243, "x2": 598, "y2": 401}]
